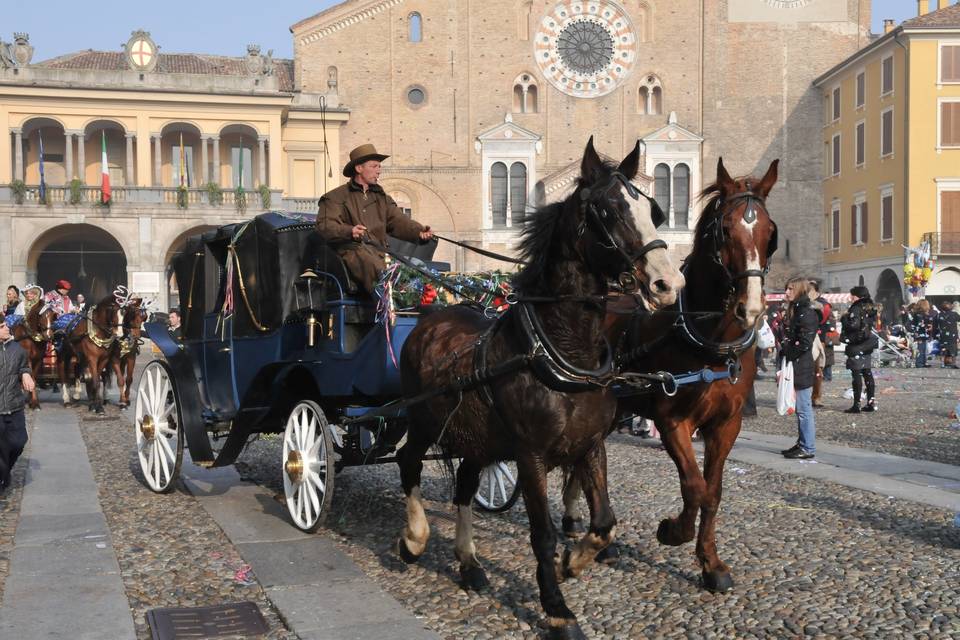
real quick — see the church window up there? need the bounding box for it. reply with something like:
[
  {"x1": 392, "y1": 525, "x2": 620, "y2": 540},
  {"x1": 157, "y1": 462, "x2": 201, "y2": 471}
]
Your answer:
[
  {"x1": 510, "y1": 162, "x2": 528, "y2": 225},
  {"x1": 491, "y1": 162, "x2": 508, "y2": 227},
  {"x1": 672, "y1": 163, "x2": 690, "y2": 229},
  {"x1": 654, "y1": 163, "x2": 670, "y2": 214},
  {"x1": 638, "y1": 75, "x2": 662, "y2": 115},
  {"x1": 409, "y1": 13, "x2": 423, "y2": 43},
  {"x1": 512, "y1": 74, "x2": 539, "y2": 113}
]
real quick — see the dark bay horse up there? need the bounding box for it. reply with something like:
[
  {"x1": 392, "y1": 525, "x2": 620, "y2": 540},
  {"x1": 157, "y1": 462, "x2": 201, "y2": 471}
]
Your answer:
[
  {"x1": 58, "y1": 294, "x2": 124, "y2": 413},
  {"x1": 396, "y1": 139, "x2": 684, "y2": 639},
  {"x1": 12, "y1": 302, "x2": 56, "y2": 409},
  {"x1": 110, "y1": 298, "x2": 146, "y2": 409},
  {"x1": 563, "y1": 157, "x2": 780, "y2": 593}
]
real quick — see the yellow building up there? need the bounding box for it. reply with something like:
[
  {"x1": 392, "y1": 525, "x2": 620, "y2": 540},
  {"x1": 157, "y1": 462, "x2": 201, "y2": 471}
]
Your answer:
[
  {"x1": 0, "y1": 31, "x2": 347, "y2": 309},
  {"x1": 814, "y1": 0, "x2": 960, "y2": 321}
]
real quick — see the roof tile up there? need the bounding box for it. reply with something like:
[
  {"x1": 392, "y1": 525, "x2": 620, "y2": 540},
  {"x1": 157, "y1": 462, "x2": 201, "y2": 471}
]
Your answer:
[{"x1": 901, "y1": 3, "x2": 960, "y2": 28}]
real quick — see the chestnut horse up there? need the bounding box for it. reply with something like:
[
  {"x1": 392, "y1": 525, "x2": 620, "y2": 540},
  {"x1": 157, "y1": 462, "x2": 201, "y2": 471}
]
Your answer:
[
  {"x1": 396, "y1": 139, "x2": 684, "y2": 639},
  {"x1": 563, "y1": 158, "x2": 779, "y2": 593},
  {"x1": 58, "y1": 295, "x2": 124, "y2": 413},
  {"x1": 109, "y1": 298, "x2": 146, "y2": 409},
  {"x1": 11, "y1": 302, "x2": 56, "y2": 409}
]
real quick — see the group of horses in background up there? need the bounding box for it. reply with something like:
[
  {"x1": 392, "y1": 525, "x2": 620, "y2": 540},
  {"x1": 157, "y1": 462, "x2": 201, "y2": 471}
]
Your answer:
[
  {"x1": 396, "y1": 138, "x2": 779, "y2": 639},
  {"x1": 11, "y1": 288, "x2": 147, "y2": 414}
]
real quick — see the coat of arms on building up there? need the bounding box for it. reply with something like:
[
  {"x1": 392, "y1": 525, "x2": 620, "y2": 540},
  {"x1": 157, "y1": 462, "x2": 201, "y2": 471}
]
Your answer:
[
  {"x1": 245, "y1": 45, "x2": 275, "y2": 76},
  {"x1": 124, "y1": 30, "x2": 159, "y2": 72},
  {"x1": 0, "y1": 32, "x2": 33, "y2": 69}
]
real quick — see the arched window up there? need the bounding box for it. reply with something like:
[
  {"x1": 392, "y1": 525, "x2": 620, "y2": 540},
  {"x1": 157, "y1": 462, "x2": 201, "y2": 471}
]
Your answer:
[
  {"x1": 673, "y1": 164, "x2": 690, "y2": 228},
  {"x1": 639, "y1": 75, "x2": 663, "y2": 115},
  {"x1": 512, "y1": 73, "x2": 539, "y2": 113},
  {"x1": 654, "y1": 163, "x2": 671, "y2": 215},
  {"x1": 510, "y1": 162, "x2": 527, "y2": 225},
  {"x1": 491, "y1": 162, "x2": 508, "y2": 227},
  {"x1": 389, "y1": 191, "x2": 413, "y2": 218},
  {"x1": 409, "y1": 12, "x2": 423, "y2": 42}
]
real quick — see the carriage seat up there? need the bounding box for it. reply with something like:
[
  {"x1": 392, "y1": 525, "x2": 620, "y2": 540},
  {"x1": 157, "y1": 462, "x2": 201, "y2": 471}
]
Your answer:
[{"x1": 302, "y1": 234, "x2": 358, "y2": 297}]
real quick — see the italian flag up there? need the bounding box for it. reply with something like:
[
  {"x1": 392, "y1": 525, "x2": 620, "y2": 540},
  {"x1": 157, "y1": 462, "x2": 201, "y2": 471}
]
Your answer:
[{"x1": 101, "y1": 131, "x2": 111, "y2": 204}]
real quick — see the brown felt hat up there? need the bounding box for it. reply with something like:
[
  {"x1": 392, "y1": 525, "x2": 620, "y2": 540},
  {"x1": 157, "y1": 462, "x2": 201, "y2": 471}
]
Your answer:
[{"x1": 342, "y1": 144, "x2": 389, "y2": 178}]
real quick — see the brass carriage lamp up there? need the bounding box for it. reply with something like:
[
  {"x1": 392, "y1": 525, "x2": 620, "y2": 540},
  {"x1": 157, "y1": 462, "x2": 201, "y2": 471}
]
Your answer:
[{"x1": 293, "y1": 269, "x2": 322, "y2": 346}]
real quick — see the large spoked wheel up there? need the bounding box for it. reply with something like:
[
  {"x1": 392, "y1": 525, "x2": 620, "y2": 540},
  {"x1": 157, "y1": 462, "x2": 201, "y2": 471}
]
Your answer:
[
  {"x1": 474, "y1": 461, "x2": 521, "y2": 513},
  {"x1": 282, "y1": 400, "x2": 335, "y2": 532},
  {"x1": 134, "y1": 360, "x2": 184, "y2": 493}
]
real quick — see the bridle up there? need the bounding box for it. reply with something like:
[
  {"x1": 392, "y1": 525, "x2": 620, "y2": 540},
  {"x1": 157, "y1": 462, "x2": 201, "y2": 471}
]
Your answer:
[
  {"x1": 579, "y1": 171, "x2": 668, "y2": 292},
  {"x1": 701, "y1": 187, "x2": 778, "y2": 293}
]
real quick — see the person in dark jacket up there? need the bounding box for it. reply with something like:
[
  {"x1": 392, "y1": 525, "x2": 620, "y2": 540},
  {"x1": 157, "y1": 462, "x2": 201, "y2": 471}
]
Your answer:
[
  {"x1": 0, "y1": 320, "x2": 35, "y2": 492},
  {"x1": 779, "y1": 277, "x2": 819, "y2": 459},
  {"x1": 909, "y1": 299, "x2": 934, "y2": 368},
  {"x1": 315, "y1": 144, "x2": 434, "y2": 296},
  {"x1": 841, "y1": 286, "x2": 879, "y2": 413},
  {"x1": 936, "y1": 301, "x2": 959, "y2": 368}
]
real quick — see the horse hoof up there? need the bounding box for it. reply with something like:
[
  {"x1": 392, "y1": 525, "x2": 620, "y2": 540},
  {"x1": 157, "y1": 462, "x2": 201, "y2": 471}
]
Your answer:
[
  {"x1": 547, "y1": 621, "x2": 587, "y2": 640},
  {"x1": 561, "y1": 516, "x2": 584, "y2": 538},
  {"x1": 702, "y1": 570, "x2": 734, "y2": 593},
  {"x1": 656, "y1": 518, "x2": 689, "y2": 546},
  {"x1": 459, "y1": 565, "x2": 489, "y2": 592},
  {"x1": 594, "y1": 544, "x2": 620, "y2": 565},
  {"x1": 396, "y1": 538, "x2": 421, "y2": 564}
]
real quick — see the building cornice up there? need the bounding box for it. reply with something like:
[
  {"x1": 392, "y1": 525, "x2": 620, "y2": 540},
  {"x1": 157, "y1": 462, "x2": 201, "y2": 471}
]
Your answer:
[{"x1": 296, "y1": 0, "x2": 406, "y2": 47}]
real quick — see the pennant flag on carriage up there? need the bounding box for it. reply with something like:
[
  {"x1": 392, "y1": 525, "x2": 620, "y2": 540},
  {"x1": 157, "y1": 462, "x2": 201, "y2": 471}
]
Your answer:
[
  {"x1": 38, "y1": 130, "x2": 46, "y2": 204},
  {"x1": 101, "y1": 131, "x2": 111, "y2": 204},
  {"x1": 178, "y1": 132, "x2": 186, "y2": 188}
]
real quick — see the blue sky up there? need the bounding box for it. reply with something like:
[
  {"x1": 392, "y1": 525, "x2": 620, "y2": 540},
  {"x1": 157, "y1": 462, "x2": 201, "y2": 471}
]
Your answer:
[{"x1": 4, "y1": 0, "x2": 949, "y2": 63}]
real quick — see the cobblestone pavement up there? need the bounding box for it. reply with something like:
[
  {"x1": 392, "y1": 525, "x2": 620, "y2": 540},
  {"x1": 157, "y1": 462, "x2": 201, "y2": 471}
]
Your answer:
[
  {"x1": 747, "y1": 365, "x2": 960, "y2": 466},
  {"x1": 74, "y1": 406, "x2": 295, "y2": 640},
  {"x1": 237, "y1": 432, "x2": 960, "y2": 639}
]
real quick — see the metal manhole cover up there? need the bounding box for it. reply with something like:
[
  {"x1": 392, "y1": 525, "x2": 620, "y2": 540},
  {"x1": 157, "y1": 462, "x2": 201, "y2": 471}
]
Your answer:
[{"x1": 146, "y1": 601, "x2": 269, "y2": 639}]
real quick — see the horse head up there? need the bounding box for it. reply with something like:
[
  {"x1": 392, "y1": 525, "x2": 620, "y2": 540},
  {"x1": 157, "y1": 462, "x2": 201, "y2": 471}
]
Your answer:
[
  {"x1": 568, "y1": 137, "x2": 683, "y2": 309},
  {"x1": 699, "y1": 157, "x2": 779, "y2": 330},
  {"x1": 123, "y1": 298, "x2": 146, "y2": 340},
  {"x1": 38, "y1": 304, "x2": 57, "y2": 341}
]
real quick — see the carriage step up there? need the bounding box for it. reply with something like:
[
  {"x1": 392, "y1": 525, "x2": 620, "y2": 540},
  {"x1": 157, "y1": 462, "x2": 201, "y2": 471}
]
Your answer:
[{"x1": 146, "y1": 601, "x2": 268, "y2": 639}]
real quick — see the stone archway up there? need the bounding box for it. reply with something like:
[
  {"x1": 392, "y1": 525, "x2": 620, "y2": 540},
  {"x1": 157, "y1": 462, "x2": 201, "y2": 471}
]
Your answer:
[
  {"x1": 875, "y1": 268, "x2": 903, "y2": 325},
  {"x1": 28, "y1": 224, "x2": 127, "y2": 303}
]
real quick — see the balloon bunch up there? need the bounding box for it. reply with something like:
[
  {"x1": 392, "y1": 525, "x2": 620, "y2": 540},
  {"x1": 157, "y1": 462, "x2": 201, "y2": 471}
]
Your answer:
[{"x1": 903, "y1": 240, "x2": 934, "y2": 297}]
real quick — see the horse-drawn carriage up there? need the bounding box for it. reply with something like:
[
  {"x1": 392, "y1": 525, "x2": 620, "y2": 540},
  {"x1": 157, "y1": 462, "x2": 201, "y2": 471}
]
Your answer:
[{"x1": 136, "y1": 211, "x2": 519, "y2": 530}]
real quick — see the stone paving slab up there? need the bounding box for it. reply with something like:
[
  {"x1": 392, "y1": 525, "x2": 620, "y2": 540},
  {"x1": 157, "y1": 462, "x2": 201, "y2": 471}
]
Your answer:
[
  {"x1": 181, "y1": 459, "x2": 440, "y2": 640},
  {"x1": 0, "y1": 407, "x2": 136, "y2": 640}
]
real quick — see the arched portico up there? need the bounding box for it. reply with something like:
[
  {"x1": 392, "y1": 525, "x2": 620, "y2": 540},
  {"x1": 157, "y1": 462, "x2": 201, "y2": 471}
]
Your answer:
[
  {"x1": 26, "y1": 223, "x2": 127, "y2": 302},
  {"x1": 874, "y1": 268, "x2": 903, "y2": 325}
]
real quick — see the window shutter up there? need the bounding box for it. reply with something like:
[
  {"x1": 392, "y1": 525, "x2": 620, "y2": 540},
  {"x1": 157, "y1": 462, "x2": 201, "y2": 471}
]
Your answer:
[
  {"x1": 851, "y1": 204, "x2": 857, "y2": 244},
  {"x1": 862, "y1": 201, "x2": 868, "y2": 244}
]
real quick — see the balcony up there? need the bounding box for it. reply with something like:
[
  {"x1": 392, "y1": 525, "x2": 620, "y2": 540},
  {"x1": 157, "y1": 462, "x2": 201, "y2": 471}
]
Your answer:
[
  {"x1": 0, "y1": 183, "x2": 317, "y2": 215},
  {"x1": 923, "y1": 232, "x2": 960, "y2": 256}
]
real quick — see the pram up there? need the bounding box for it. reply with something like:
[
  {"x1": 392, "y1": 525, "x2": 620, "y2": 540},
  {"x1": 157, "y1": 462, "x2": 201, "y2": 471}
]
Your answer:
[{"x1": 872, "y1": 328, "x2": 913, "y2": 367}]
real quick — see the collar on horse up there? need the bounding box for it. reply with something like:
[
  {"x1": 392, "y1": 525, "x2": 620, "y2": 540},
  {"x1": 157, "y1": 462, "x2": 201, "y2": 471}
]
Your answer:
[{"x1": 84, "y1": 304, "x2": 118, "y2": 349}]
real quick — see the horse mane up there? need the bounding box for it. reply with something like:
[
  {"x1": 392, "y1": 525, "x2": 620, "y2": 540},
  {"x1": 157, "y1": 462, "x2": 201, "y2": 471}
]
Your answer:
[
  {"x1": 513, "y1": 160, "x2": 619, "y2": 293},
  {"x1": 690, "y1": 181, "x2": 724, "y2": 259}
]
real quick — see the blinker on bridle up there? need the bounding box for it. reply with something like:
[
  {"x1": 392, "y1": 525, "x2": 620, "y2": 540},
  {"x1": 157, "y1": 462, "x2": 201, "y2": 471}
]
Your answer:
[
  {"x1": 579, "y1": 171, "x2": 668, "y2": 291},
  {"x1": 705, "y1": 188, "x2": 776, "y2": 288}
]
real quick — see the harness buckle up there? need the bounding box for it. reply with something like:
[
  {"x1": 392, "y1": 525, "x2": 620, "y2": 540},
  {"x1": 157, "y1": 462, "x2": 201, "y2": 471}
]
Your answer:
[{"x1": 660, "y1": 372, "x2": 678, "y2": 397}]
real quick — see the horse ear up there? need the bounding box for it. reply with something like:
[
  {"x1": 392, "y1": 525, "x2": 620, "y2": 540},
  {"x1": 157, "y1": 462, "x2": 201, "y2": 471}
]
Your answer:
[
  {"x1": 716, "y1": 157, "x2": 734, "y2": 191},
  {"x1": 581, "y1": 136, "x2": 602, "y2": 180},
  {"x1": 617, "y1": 141, "x2": 641, "y2": 180},
  {"x1": 756, "y1": 159, "x2": 779, "y2": 198}
]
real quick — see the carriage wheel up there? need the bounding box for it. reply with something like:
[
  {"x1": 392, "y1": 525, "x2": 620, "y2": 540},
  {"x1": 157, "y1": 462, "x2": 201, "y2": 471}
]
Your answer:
[
  {"x1": 282, "y1": 400, "x2": 335, "y2": 532},
  {"x1": 474, "y1": 461, "x2": 522, "y2": 513},
  {"x1": 134, "y1": 360, "x2": 184, "y2": 493}
]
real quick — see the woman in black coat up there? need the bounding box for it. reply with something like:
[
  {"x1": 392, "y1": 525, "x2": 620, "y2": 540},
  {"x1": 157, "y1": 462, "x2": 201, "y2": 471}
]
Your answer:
[
  {"x1": 840, "y1": 286, "x2": 879, "y2": 412},
  {"x1": 936, "y1": 302, "x2": 959, "y2": 368},
  {"x1": 779, "y1": 277, "x2": 819, "y2": 459}
]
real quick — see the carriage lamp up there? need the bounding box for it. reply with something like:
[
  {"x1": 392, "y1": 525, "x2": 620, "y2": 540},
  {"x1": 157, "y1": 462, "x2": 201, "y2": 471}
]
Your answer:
[{"x1": 293, "y1": 270, "x2": 323, "y2": 347}]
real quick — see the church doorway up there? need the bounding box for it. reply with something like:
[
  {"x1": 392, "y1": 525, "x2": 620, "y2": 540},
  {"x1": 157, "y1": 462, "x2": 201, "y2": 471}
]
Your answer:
[
  {"x1": 28, "y1": 224, "x2": 127, "y2": 303},
  {"x1": 874, "y1": 268, "x2": 903, "y2": 326}
]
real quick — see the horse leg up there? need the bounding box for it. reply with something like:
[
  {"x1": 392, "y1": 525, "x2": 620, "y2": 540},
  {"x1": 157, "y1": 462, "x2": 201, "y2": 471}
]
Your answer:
[
  {"x1": 94, "y1": 356, "x2": 106, "y2": 413},
  {"x1": 122, "y1": 357, "x2": 135, "y2": 408},
  {"x1": 452, "y1": 459, "x2": 489, "y2": 591},
  {"x1": 560, "y1": 472, "x2": 585, "y2": 538},
  {"x1": 695, "y1": 418, "x2": 740, "y2": 593},
  {"x1": 29, "y1": 347, "x2": 42, "y2": 410},
  {"x1": 557, "y1": 444, "x2": 617, "y2": 581},
  {"x1": 656, "y1": 420, "x2": 706, "y2": 547},
  {"x1": 517, "y1": 455, "x2": 585, "y2": 640},
  {"x1": 57, "y1": 352, "x2": 70, "y2": 406},
  {"x1": 395, "y1": 434, "x2": 432, "y2": 563}
]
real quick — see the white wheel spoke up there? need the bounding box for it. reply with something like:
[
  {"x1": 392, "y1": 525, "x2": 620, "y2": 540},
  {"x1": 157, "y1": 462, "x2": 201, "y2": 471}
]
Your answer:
[
  {"x1": 160, "y1": 401, "x2": 176, "y2": 420},
  {"x1": 143, "y1": 443, "x2": 155, "y2": 478},
  {"x1": 305, "y1": 477, "x2": 320, "y2": 516},
  {"x1": 157, "y1": 432, "x2": 175, "y2": 461},
  {"x1": 308, "y1": 469, "x2": 325, "y2": 496},
  {"x1": 296, "y1": 484, "x2": 305, "y2": 522},
  {"x1": 157, "y1": 378, "x2": 170, "y2": 417},
  {"x1": 152, "y1": 442, "x2": 162, "y2": 487},
  {"x1": 157, "y1": 437, "x2": 171, "y2": 481},
  {"x1": 306, "y1": 417, "x2": 316, "y2": 456},
  {"x1": 496, "y1": 470, "x2": 507, "y2": 503},
  {"x1": 487, "y1": 470, "x2": 495, "y2": 502}
]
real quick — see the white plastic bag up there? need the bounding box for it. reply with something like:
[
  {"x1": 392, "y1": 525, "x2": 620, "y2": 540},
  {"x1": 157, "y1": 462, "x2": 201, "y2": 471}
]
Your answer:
[
  {"x1": 757, "y1": 318, "x2": 776, "y2": 350},
  {"x1": 776, "y1": 358, "x2": 796, "y2": 416}
]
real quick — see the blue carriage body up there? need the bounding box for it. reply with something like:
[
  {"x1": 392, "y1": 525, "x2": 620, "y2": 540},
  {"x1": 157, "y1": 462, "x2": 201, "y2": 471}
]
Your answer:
[{"x1": 147, "y1": 211, "x2": 435, "y2": 466}]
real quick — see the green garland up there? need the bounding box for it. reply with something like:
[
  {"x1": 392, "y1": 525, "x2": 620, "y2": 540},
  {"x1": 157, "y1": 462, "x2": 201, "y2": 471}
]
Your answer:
[{"x1": 385, "y1": 263, "x2": 513, "y2": 311}]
